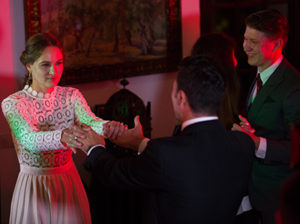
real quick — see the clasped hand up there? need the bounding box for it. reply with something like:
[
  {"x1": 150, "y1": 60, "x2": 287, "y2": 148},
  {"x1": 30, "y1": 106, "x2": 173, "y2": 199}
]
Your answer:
[
  {"x1": 62, "y1": 120, "x2": 128, "y2": 154},
  {"x1": 61, "y1": 116, "x2": 145, "y2": 154}
]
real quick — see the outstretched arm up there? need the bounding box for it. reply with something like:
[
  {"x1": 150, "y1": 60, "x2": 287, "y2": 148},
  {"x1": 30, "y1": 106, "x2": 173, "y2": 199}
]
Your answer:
[
  {"x1": 68, "y1": 116, "x2": 148, "y2": 154},
  {"x1": 111, "y1": 116, "x2": 148, "y2": 153}
]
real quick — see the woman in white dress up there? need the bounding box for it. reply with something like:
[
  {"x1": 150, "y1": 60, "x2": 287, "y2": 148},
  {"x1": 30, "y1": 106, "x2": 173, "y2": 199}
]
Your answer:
[{"x1": 1, "y1": 33, "x2": 125, "y2": 224}]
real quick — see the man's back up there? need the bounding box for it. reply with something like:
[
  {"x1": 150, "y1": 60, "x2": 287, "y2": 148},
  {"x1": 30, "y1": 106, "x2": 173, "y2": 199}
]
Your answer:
[{"x1": 145, "y1": 120, "x2": 254, "y2": 223}]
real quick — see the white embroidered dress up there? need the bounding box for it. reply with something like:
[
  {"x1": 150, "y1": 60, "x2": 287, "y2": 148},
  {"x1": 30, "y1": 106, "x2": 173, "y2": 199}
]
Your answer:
[{"x1": 1, "y1": 85, "x2": 106, "y2": 224}]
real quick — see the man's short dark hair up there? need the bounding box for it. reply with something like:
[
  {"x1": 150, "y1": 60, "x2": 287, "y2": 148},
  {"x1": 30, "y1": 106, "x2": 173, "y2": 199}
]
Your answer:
[
  {"x1": 177, "y1": 56, "x2": 225, "y2": 115},
  {"x1": 245, "y1": 9, "x2": 289, "y2": 45}
]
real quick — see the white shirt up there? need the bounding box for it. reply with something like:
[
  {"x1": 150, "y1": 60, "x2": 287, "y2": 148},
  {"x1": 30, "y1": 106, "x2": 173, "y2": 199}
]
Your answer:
[
  {"x1": 87, "y1": 144, "x2": 105, "y2": 155},
  {"x1": 251, "y1": 55, "x2": 283, "y2": 101},
  {"x1": 181, "y1": 116, "x2": 218, "y2": 131}
]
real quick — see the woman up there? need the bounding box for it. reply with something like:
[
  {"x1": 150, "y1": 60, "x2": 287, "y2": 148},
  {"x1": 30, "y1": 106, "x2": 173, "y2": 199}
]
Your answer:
[
  {"x1": 191, "y1": 32, "x2": 242, "y2": 129},
  {"x1": 1, "y1": 33, "x2": 124, "y2": 224}
]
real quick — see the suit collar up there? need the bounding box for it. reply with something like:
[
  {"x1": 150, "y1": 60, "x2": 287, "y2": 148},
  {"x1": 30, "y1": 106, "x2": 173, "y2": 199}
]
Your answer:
[
  {"x1": 181, "y1": 116, "x2": 218, "y2": 130},
  {"x1": 181, "y1": 120, "x2": 223, "y2": 135}
]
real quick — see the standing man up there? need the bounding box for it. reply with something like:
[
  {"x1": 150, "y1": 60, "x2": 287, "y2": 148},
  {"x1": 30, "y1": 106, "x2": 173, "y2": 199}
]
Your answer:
[
  {"x1": 71, "y1": 56, "x2": 255, "y2": 224},
  {"x1": 233, "y1": 9, "x2": 300, "y2": 224}
]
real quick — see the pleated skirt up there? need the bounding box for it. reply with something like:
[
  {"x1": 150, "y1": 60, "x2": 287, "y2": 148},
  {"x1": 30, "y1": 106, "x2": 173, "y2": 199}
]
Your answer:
[{"x1": 9, "y1": 161, "x2": 91, "y2": 224}]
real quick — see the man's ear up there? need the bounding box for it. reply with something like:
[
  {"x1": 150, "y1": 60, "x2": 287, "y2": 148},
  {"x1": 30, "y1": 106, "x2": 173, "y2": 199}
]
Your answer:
[
  {"x1": 177, "y1": 90, "x2": 188, "y2": 107},
  {"x1": 273, "y1": 38, "x2": 284, "y2": 52}
]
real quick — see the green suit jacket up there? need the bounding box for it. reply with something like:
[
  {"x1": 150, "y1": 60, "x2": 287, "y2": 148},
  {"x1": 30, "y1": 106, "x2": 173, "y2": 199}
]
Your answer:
[{"x1": 247, "y1": 58, "x2": 300, "y2": 212}]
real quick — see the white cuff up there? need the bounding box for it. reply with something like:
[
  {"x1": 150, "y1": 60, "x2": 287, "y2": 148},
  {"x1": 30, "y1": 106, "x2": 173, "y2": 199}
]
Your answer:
[
  {"x1": 255, "y1": 137, "x2": 267, "y2": 159},
  {"x1": 87, "y1": 144, "x2": 105, "y2": 156},
  {"x1": 237, "y1": 196, "x2": 252, "y2": 215}
]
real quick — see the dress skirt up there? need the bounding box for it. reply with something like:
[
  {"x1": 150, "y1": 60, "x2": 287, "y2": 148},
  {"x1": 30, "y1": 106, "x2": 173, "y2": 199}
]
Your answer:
[{"x1": 9, "y1": 160, "x2": 91, "y2": 224}]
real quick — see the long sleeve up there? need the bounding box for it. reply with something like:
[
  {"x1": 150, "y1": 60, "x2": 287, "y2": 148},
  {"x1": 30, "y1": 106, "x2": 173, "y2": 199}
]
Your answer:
[
  {"x1": 1, "y1": 96, "x2": 65, "y2": 151},
  {"x1": 72, "y1": 89, "x2": 107, "y2": 135},
  {"x1": 84, "y1": 141, "x2": 162, "y2": 190}
]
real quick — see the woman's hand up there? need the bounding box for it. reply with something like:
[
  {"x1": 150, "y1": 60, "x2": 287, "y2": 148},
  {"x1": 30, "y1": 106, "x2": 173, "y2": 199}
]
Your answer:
[{"x1": 103, "y1": 121, "x2": 128, "y2": 140}]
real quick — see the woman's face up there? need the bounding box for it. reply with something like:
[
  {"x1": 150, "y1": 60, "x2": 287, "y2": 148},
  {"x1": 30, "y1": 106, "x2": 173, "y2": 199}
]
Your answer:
[{"x1": 27, "y1": 46, "x2": 63, "y2": 92}]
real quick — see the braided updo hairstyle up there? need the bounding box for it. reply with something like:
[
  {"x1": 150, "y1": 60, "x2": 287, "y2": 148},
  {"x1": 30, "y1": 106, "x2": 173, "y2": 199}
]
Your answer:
[{"x1": 20, "y1": 33, "x2": 62, "y2": 86}]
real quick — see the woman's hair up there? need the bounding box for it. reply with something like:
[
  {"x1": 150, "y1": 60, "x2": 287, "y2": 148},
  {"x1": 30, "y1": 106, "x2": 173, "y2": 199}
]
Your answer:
[
  {"x1": 191, "y1": 32, "x2": 241, "y2": 129},
  {"x1": 20, "y1": 33, "x2": 62, "y2": 86}
]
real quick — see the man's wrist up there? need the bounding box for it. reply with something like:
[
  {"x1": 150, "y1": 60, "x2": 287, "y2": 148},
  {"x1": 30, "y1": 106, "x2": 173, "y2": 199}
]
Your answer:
[
  {"x1": 254, "y1": 135, "x2": 260, "y2": 150},
  {"x1": 255, "y1": 137, "x2": 267, "y2": 159}
]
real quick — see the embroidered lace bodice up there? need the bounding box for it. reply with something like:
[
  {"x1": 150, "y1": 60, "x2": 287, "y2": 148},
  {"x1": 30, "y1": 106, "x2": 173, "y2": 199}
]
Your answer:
[{"x1": 1, "y1": 86, "x2": 106, "y2": 168}]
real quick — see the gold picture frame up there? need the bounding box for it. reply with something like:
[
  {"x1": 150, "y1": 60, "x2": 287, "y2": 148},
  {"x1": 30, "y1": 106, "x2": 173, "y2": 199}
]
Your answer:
[{"x1": 24, "y1": 0, "x2": 182, "y2": 85}]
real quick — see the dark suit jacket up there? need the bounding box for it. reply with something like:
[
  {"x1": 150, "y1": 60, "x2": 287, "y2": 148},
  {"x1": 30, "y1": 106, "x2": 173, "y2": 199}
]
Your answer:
[
  {"x1": 246, "y1": 59, "x2": 300, "y2": 212},
  {"x1": 85, "y1": 120, "x2": 255, "y2": 224}
]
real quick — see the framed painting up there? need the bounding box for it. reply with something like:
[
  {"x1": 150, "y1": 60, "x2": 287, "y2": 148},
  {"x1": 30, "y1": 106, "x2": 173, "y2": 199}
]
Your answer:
[{"x1": 24, "y1": 0, "x2": 182, "y2": 85}]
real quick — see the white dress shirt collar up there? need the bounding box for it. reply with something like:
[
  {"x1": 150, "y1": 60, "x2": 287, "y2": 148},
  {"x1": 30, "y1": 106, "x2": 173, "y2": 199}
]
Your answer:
[
  {"x1": 181, "y1": 116, "x2": 218, "y2": 131},
  {"x1": 258, "y1": 55, "x2": 283, "y2": 85}
]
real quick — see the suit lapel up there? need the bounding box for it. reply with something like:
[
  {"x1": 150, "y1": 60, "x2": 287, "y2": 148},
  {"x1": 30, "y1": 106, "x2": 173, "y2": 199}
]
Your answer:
[
  {"x1": 246, "y1": 78, "x2": 257, "y2": 109},
  {"x1": 247, "y1": 60, "x2": 286, "y2": 121}
]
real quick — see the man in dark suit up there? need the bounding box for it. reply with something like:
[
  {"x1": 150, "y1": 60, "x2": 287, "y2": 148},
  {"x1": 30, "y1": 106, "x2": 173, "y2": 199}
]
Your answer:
[
  {"x1": 72, "y1": 56, "x2": 255, "y2": 224},
  {"x1": 232, "y1": 9, "x2": 300, "y2": 224}
]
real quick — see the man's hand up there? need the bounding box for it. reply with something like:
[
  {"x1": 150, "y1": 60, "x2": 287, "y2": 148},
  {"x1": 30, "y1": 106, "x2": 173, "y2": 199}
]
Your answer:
[
  {"x1": 232, "y1": 115, "x2": 260, "y2": 149},
  {"x1": 237, "y1": 115, "x2": 255, "y2": 133},
  {"x1": 70, "y1": 123, "x2": 106, "y2": 154},
  {"x1": 61, "y1": 126, "x2": 84, "y2": 154},
  {"x1": 62, "y1": 122, "x2": 106, "y2": 154},
  {"x1": 111, "y1": 116, "x2": 146, "y2": 152}
]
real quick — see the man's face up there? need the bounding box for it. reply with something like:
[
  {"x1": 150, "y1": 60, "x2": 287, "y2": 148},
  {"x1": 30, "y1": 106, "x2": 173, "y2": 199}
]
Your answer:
[{"x1": 243, "y1": 26, "x2": 278, "y2": 72}]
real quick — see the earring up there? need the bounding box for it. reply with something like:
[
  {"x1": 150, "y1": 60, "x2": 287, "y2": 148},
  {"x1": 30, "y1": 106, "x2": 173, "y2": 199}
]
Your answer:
[{"x1": 28, "y1": 72, "x2": 32, "y2": 82}]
